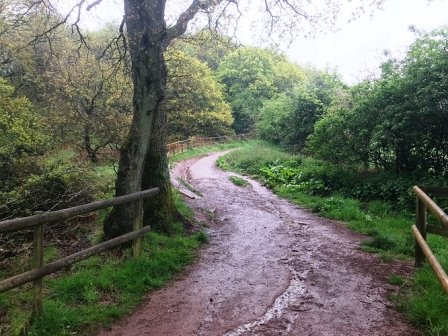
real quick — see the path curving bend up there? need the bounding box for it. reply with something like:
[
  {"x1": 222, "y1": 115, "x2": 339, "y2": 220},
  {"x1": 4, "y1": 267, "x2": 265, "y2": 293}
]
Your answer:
[{"x1": 99, "y1": 151, "x2": 418, "y2": 336}]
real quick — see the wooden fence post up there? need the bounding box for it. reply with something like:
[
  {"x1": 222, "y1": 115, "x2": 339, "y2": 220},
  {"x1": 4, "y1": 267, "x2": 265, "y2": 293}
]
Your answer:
[
  {"x1": 415, "y1": 197, "x2": 427, "y2": 267},
  {"x1": 133, "y1": 199, "x2": 143, "y2": 258},
  {"x1": 32, "y1": 222, "x2": 44, "y2": 316}
]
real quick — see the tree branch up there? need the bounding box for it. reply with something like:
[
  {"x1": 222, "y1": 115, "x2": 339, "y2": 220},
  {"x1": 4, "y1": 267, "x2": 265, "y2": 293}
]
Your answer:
[
  {"x1": 164, "y1": 0, "x2": 232, "y2": 48},
  {"x1": 86, "y1": 0, "x2": 104, "y2": 11}
]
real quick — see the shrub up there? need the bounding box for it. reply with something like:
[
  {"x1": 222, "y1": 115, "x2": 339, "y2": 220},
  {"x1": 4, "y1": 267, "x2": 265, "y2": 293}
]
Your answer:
[{"x1": 0, "y1": 161, "x2": 104, "y2": 221}]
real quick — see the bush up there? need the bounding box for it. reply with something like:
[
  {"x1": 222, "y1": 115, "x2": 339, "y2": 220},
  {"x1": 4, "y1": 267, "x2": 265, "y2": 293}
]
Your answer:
[
  {"x1": 219, "y1": 145, "x2": 448, "y2": 213},
  {"x1": 0, "y1": 161, "x2": 105, "y2": 221},
  {"x1": 217, "y1": 144, "x2": 296, "y2": 175}
]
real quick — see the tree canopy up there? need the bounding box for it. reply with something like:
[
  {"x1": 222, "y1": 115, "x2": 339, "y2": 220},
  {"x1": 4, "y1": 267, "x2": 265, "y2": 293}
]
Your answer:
[
  {"x1": 216, "y1": 46, "x2": 305, "y2": 133},
  {"x1": 165, "y1": 48, "x2": 233, "y2": 140},
  {"x1": 309, "y1": 27, "x2": 448, "y2": 176}
]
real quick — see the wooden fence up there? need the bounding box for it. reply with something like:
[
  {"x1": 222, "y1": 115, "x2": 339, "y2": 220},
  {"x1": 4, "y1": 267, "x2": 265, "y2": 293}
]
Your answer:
[
  {"x1": 166, "y1": 134, "x2": 248, "y2": 157},
  {"x1": 412, "y1": 186, "x2": 448, "y2": 293},
  {"x1": 0, "y1": 188, "x2": 159, "y2": 316}
]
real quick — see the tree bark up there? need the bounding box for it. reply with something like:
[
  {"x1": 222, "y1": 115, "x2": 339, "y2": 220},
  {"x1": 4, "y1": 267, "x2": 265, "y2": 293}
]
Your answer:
[
  {"x1": 103, "y1": 0, "x2": 227, "y2": 238},
  {"x1": 141, "y1": 104, "x2": 177, "y2": 233},
  {"x1": 84, "y1": 125, "x2": 98, "y2": 163},
  {"x1": 103, "y1": 0, "x2": 171, "y2": 239}
]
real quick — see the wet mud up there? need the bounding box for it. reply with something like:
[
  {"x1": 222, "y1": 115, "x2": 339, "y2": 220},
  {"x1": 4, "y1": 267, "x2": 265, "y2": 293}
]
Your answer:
[{"x1": 99, "y1": 151, "x2": 420, "y2": 336}]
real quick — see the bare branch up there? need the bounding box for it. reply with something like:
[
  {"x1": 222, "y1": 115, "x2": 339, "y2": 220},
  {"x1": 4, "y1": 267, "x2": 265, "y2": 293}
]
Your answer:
[
  {"x1": 86, "y1": 0, "x2": 104, "y2": 11},
  {"x1": 165, "y1": 0, "x2": 231, "y2": 47}
]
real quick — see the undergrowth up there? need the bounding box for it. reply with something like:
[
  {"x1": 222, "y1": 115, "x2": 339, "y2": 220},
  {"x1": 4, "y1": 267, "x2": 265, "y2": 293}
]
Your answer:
[{"x1": 217, "y1": 143, "x2": 448, "y2": 335}]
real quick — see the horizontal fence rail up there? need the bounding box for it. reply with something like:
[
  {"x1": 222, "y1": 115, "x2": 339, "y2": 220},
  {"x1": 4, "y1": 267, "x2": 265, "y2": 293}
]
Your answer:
[
  {"x1": 0, "y1": 188, "x2": 159, "y2": 316},
  {"x1": 0, "y1": 226, "x2": 152, "y2": 294},
  {"x1": 166, "y1": 134, "x2": 249, "y2": 157},
  {"x1": 0, "y1": 188, "x2": 159, "y2": 234},
  {"x1": 412, "y1": 185, "x2": 448, "y2": 294},
  {"x1": 411, "y1": 225, "x2": 448, "y2": 293}
]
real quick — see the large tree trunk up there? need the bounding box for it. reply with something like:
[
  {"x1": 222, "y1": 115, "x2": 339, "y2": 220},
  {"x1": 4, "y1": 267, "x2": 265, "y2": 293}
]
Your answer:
[
  {"x1": 141, "y1": 105, "x2": 177, "y2": 233},
  {"x1": 103, "y1": 0, "x2": 174, "y2": 239}
]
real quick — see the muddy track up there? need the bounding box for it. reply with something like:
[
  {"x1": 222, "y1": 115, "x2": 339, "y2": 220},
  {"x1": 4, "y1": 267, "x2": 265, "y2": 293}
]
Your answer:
[{"x1": 99, "y1": 152, "x2": 420, "y2": 336}]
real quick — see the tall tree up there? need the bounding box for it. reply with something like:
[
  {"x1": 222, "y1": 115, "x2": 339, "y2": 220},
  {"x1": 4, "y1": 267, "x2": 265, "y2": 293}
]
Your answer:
[
  {"x1": 36, "y1": 35, "x2": 132, "y2": 162},
  {"x1": 216, "y1": 46, "x2": 305, "y2": 134},
  {"x1": 173, "y1": 29, "x2": 237, "y2": 71},
  {"x1": 99, "y1": 0, "x2": 386, "y2": 238}
]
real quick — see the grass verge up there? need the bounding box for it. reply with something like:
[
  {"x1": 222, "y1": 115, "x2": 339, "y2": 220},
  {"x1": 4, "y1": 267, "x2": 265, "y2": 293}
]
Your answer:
[
  {"x1": 229, "y1": 176, "x2": 250, "y2": 187},
  {"x1": 217, "y1": 144, "x2": 448, "y2": 335}
]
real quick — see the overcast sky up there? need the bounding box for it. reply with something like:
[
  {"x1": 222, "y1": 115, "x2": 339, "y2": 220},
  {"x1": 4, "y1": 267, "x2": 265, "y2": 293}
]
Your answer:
[
  {"x1": 75, "y1": 0, "x2": 448, "y2": 84},
  {"x1": 280, "y1": 0, "x2": 448, "y2": 83}
]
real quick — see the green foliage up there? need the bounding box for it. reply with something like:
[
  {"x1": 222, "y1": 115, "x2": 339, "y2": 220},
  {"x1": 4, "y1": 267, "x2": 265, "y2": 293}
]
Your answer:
[
  {"x1": 0, "y1": 160, "x2": 104, "y2": 220},
  {"x1": 0, "y1": 78, "x2": 45, "y2": 159},
  {"x1": 34, "y1": 30, "x2": 133, "y2": 162},
  {"x1": 165, "y1": 48, "x2": 234, "y2": 140},
  {"x1": 216, "y1": 142, "x2": 293, "y2": 175},
  {"x1": 174, "y1": 29, "x2": 237, "y2": 71},
  {"x1": 256, "y1": 68, "x2": 345, "y2": 152},
  {"x1": 216, "y1": 46, "x2": 305, "y2": 133},
  {"x1": 309, "y1": 27, "x2": 448, "y2": 177},
  {"x1": 259, "y1": 161, "x2": 327, "y2": 196}
]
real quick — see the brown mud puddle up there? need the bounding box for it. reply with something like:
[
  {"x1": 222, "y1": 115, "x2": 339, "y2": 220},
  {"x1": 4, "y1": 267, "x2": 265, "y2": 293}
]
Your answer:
[{"x1": 99, "y1": 151, "x2": 420, "y2": 336}]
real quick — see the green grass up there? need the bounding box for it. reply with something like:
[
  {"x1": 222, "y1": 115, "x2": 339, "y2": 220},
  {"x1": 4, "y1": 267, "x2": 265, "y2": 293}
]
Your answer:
[
  {"x1": 390, "y1": 274, "x2": 406, "y2": 286},
  {"x1": 216, "y1": 144, "x2": 448, "y2": 335},
  {"x1": 0, "y1": 228, "x2": 206, "y2": 336},
  {"x1": 43, "y1": 147, "x2": 77, "y2": 165},
  {"x1": 173, "y1": 189, "x2": 194, "y2": 220},
  {"x1": 216, "y1": 141, "x2": 295, "y2": 175},
  {"x1": 229, "y1": 176, "x2": 249, "y2": 187}
]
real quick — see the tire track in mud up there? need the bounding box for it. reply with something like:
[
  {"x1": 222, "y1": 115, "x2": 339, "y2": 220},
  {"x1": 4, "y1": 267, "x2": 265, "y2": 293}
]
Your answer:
[{"x1": 99, "y1": 151, "x2": 420, "y2": 336}]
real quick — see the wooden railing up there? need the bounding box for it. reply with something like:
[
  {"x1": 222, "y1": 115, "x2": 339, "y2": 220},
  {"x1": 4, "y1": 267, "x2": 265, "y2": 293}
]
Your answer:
[
  {"x1": 412, "y1": 186, "x2": 448, "y2": 293},
  {"x1": 0, "y1": 188, "x2": 159, "y2": 316},
  {"x1": 167, "y1": 134, "x2": 248, "y2": 157}
]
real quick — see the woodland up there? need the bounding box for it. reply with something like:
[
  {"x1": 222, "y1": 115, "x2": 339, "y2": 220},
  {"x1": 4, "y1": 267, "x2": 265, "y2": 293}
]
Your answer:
[
  {"x1": 2, "y1": 0, "x2": 448, "y2": 334},
  {"x1": 2, "y1": 8, "x2": 448, "y2": 222}
]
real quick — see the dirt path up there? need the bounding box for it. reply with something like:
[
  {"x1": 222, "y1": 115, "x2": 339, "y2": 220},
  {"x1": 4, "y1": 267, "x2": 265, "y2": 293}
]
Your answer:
[{"x1": 99, "y1": 152, "x2": 420, "y2": 336}]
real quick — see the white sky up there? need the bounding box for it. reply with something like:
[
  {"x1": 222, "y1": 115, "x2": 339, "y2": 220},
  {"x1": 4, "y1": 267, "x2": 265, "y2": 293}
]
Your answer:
[
  {"x1": 281, "y1": 0, "x2": 448, "y2": 83},
  {"x1": 72, "y1": 0, "x2": 448, "y2": 84}
]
